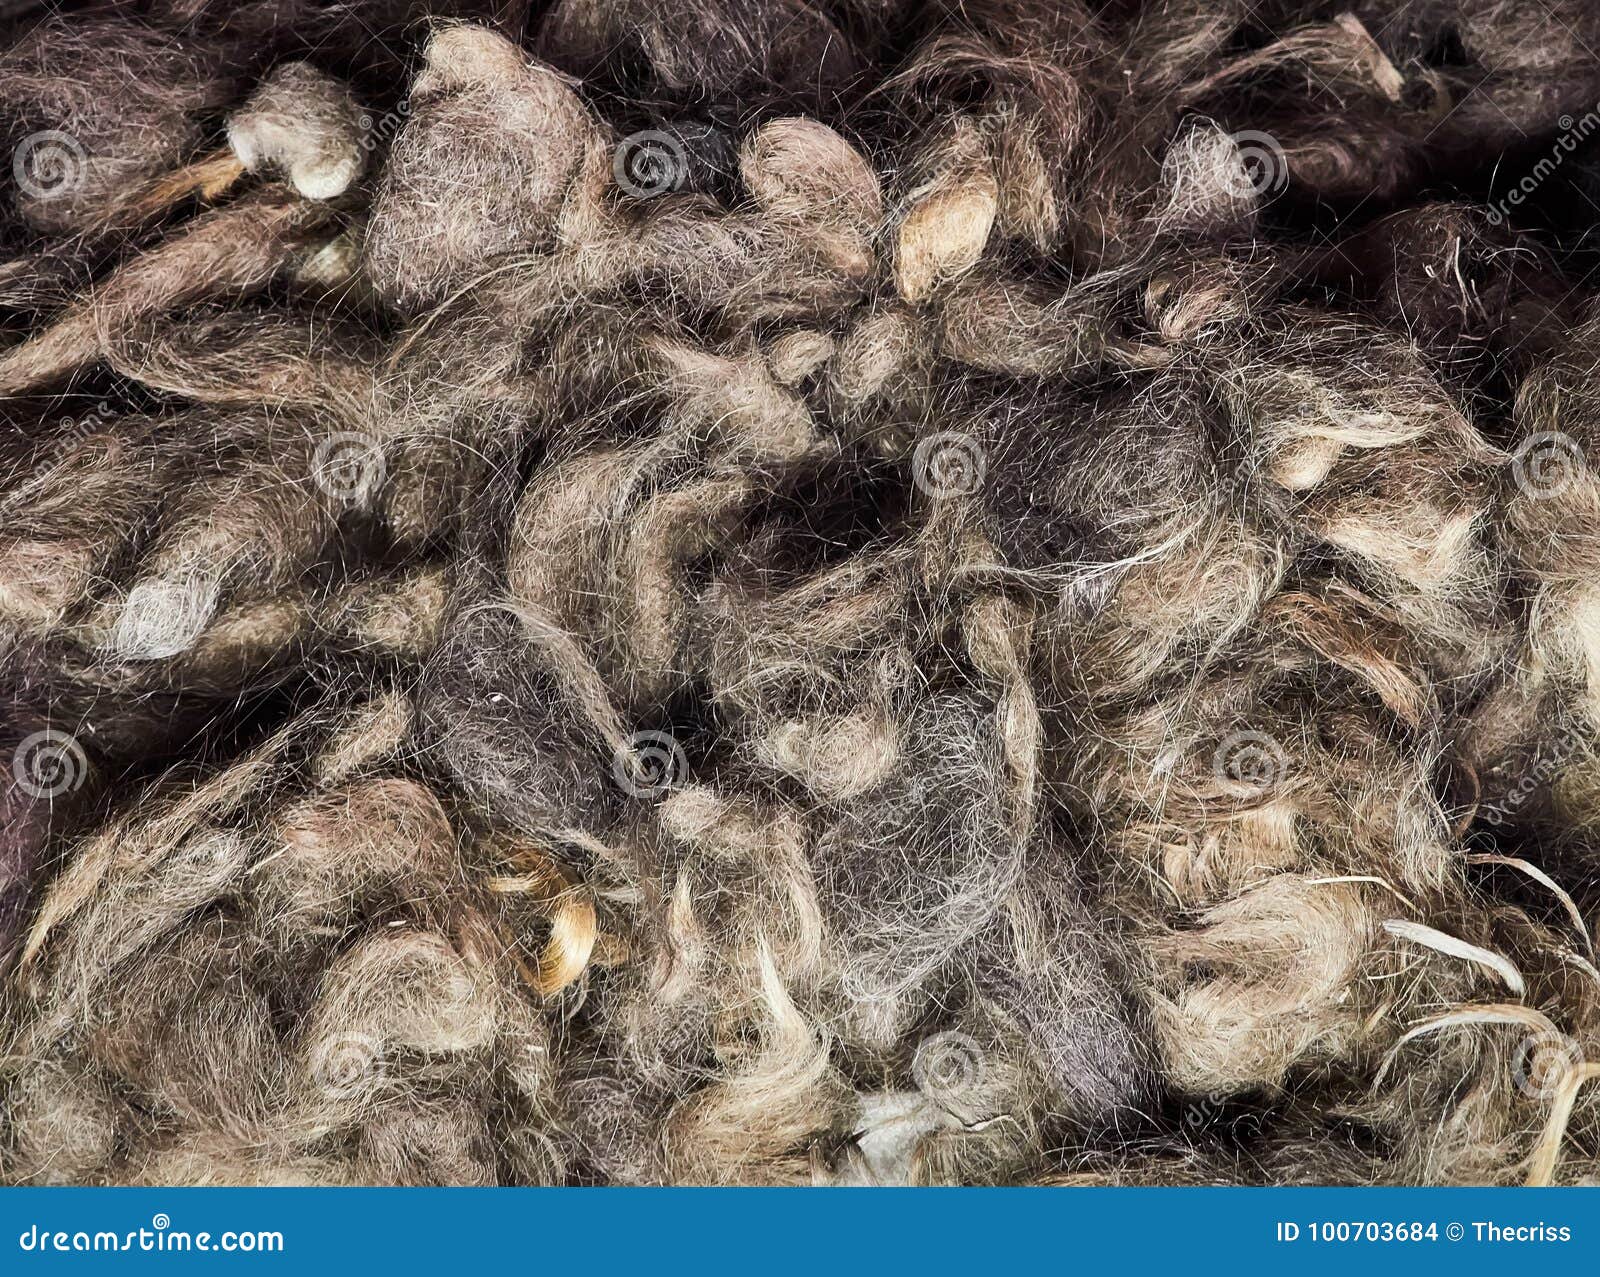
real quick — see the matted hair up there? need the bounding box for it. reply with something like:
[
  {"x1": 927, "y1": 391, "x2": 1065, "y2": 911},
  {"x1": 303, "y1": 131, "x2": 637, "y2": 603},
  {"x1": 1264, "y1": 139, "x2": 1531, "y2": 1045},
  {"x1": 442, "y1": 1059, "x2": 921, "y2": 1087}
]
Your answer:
[{"x1": 3, "y1": 0, "x2": 1600, "y2": 1187}]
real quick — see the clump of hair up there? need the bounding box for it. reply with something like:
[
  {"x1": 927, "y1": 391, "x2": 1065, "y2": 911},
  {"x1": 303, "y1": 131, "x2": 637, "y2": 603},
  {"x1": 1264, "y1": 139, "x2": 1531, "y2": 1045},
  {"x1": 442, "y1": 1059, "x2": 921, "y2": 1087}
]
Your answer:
[{"x1": 4, "y1": 0, "x2": 1600, "y2": 1189}]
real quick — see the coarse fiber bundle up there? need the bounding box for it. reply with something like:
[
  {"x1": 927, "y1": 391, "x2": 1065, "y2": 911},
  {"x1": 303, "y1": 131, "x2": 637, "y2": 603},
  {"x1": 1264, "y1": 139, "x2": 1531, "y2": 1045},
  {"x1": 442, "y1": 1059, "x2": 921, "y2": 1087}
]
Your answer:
[{"x1": 4, "y1": 0, "x2": 1600, "y2": 1188}]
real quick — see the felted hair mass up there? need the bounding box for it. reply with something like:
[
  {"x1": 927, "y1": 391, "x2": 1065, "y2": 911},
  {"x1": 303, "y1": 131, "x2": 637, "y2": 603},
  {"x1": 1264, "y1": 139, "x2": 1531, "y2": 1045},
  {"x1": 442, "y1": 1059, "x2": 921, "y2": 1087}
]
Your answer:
[{"x1": 3, "y1": 0, "x2": 1600, "y2": 1188}]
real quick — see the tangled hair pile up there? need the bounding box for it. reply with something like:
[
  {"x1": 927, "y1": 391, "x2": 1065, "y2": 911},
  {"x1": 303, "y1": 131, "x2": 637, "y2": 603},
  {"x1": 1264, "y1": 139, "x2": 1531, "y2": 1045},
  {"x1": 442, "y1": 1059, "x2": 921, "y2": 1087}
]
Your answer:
[{"x1": 5, "y1": 0, "x2": 1600, "y2": 1188}]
